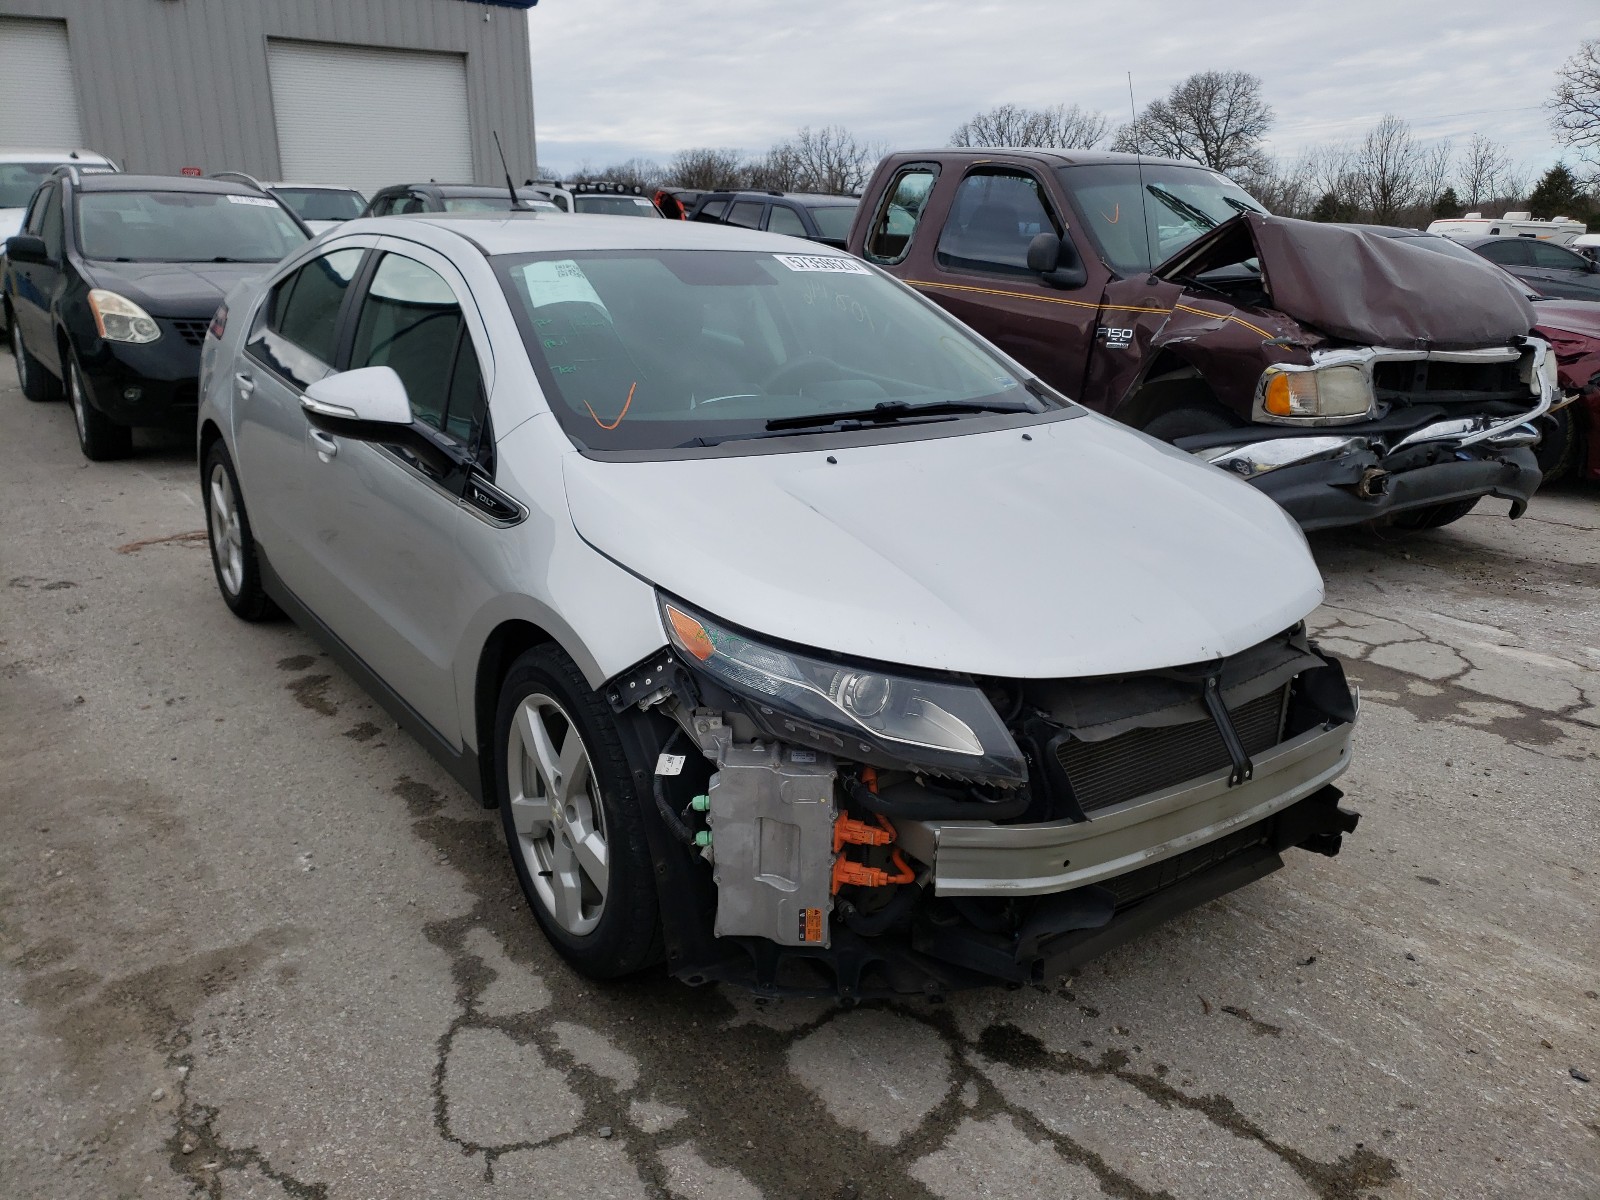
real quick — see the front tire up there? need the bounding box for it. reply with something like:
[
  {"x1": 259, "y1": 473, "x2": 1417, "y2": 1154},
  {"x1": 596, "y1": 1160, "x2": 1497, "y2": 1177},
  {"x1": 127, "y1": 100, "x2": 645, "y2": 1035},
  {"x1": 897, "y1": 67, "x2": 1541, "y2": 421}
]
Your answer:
[
  {"x1": 12, "y1": 319, "x2": 62, "y2": 404},
  {"x1": 495, "y1": 644, "x2": 661, "y2": 979},
  {"x1": 67, "y1": 351, "x2": 132, "y2": 460},
  {"x1": 203, "y1": 442, "x2": 278, "y2": 621}
]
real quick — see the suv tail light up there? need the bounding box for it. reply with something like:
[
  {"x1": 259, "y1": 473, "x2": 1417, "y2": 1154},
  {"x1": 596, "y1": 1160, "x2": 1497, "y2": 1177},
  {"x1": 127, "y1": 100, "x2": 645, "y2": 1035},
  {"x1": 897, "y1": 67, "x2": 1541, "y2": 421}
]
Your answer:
[{"x1": 207, "y1": 303, "x2": 228, "y2": 341}]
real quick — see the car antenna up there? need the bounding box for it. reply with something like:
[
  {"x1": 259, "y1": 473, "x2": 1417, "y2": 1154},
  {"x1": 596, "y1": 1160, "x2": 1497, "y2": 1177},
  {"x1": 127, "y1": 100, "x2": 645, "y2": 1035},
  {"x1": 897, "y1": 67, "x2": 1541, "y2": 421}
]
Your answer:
[
  {"x1": 1128, "y1": 72, "x2": 1155, "y2": 276},
  {"x1": 493, "y1": 131, "x2": 528, "y2": 214}
]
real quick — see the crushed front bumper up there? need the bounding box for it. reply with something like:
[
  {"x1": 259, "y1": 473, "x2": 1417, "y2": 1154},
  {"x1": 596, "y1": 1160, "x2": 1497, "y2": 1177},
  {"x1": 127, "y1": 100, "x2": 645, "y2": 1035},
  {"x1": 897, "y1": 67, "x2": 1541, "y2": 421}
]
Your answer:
[{"x1": 896, "y1": 716, "x2": 1354, "y2": 897}]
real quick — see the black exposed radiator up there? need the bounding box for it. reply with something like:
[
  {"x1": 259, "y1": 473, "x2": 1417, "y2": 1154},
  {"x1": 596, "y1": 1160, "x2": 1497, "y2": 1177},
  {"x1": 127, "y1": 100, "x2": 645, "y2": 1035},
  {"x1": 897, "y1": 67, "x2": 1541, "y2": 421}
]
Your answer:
[{"x1": 1056, "y1": 688, "x2": 1287, "y2": 814}]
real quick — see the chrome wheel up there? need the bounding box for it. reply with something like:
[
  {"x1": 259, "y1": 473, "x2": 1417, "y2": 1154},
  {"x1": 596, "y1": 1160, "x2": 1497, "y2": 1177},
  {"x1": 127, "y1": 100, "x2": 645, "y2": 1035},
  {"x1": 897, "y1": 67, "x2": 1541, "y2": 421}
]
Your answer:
[
  {"x1": 207, "y1": 462, "x2": 245, "y2": 596},
  {"x1": 68, "y1": 358, "x2": 87, "y2": 442},
  {"x1": 508, "y1": 693, "x2": 608, "y2": 936}
]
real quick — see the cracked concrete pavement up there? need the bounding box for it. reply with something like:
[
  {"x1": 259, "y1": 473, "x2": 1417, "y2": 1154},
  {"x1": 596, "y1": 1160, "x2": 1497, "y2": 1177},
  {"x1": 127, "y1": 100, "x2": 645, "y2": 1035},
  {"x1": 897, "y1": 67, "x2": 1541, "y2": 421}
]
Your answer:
[{"x1": 1, "y1": 348, "x2": 1596, "y2": 1199}]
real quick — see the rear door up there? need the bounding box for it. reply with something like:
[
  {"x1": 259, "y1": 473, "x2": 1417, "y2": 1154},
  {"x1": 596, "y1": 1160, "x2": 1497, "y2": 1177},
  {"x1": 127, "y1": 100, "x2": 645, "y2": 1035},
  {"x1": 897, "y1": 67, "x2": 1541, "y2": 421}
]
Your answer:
[
  {"x1": 291, "y1": 239, "x2": 493, "y2": 742},
  {"x1": 13, "y1": 182, "x2": 65, "y2": 374}
]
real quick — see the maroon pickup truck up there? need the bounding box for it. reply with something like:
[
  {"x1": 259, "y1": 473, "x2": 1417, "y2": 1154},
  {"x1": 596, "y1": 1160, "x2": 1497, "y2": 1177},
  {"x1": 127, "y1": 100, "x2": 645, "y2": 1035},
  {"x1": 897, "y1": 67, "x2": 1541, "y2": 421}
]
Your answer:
[{"x1": 848, "y1": 149, "x2": 1557, "y2": 531}]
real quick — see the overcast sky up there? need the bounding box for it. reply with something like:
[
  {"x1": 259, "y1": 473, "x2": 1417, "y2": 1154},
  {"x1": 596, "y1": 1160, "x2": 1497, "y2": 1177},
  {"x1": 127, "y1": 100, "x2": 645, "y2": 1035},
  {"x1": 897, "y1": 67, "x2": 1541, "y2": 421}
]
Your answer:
[{"x1": 527, "y1": 0, "x2": 1600, "y2": 184}]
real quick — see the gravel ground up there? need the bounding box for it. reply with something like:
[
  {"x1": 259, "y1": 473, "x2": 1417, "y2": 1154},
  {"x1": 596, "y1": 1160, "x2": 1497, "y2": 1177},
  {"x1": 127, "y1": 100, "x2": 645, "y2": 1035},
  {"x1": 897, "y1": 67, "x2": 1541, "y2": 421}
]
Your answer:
[{"x1": 1, "y1": 346, "x2": 1596, "y2": 1200}]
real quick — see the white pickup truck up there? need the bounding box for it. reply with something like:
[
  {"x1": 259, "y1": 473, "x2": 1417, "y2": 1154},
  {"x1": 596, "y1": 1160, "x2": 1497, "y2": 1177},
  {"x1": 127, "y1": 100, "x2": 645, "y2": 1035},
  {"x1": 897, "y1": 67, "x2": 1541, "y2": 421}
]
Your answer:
[{"x1": 1427, "y1": 211, "x2": 1587, "y2": 244}]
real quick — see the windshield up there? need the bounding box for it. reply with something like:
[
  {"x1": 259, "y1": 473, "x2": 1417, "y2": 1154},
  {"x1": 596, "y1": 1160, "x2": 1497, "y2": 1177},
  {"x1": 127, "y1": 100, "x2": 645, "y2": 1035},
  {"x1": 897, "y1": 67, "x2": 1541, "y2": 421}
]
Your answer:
[
  {"x1": 573, "y1": 195, "x2": 661, "y2": 217},
  {"x1": 1059, "y1": 163, "x2": 1267, "y2": 274},
  {"x1": 76, "y1": 191, "x2": 308, "y2": 262},
  {"x1": 808, "y1": 204, "x2": 857, "y2": 241},
  {"x1": 494, "y1": 249, "x2": 1050, "y2": 451},
  {"x1": 0, "y1": 162, "x2": 62, "y2": 209},
  {"x1": 274, "y1": 187, "x2": 364, "y2": 222}
]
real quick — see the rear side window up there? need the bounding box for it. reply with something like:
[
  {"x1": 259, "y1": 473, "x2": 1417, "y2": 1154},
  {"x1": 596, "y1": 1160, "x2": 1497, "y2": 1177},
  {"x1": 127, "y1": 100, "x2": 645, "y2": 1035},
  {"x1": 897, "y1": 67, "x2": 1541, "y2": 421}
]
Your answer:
[
  {"x1": 696, "y1": 200, "x2": 727, "y2": 221},
  {"x1": 1478, "y1": 240, "x2": 1531, "y2": 266},
  {"x1": 349, "y1": 253, "x2": 466, "y2": 432},
  {"x1": 270, "y1": 248, "x2": 365, "y2": 365},
  {"x1": 766, "y1": 205, "x2": 808, "y2": 237},
  {"x1": 936, "y1": 169, "x2": 1058, "y2": 277},
  {"x1": 727, "y1": 201, "x2": 764, "y2": 229},
  {"x1": 864, "y1": 165, "x2": 937, "y2": 265}
]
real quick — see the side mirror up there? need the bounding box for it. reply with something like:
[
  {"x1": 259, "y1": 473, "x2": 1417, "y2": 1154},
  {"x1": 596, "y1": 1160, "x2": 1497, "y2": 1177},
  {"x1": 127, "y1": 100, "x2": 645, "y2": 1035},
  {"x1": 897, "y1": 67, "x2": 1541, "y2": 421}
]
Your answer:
[
  {"x1": 6, "y1": 234, "x2": 49, "y2": 265},
  {"x1": 301, "y1": 366, "x2": 413, "y2": 426},
  {"x1": 1027, "y1": 230, "x2": 1087, "y2": 290}
]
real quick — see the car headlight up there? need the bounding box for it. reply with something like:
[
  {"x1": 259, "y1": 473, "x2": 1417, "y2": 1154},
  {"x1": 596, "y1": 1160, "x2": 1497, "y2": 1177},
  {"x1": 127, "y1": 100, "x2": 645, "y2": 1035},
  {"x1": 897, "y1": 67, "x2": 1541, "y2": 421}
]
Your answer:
[
  {"x1": 1255, "y1": 364, "x2": 1372, "y2": 423},
  {"x1": 88, "y1": 289, "x2": 161, "y2": 344},
  {"x1": 661, "y1": 598, "x2": 1027, "y2": 786}
]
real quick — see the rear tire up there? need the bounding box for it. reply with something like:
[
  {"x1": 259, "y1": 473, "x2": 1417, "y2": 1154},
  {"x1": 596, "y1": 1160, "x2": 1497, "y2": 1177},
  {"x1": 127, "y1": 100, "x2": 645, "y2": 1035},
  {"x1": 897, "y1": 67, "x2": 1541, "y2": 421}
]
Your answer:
[
  {"x1": 67, "y1": 351, "x2": 132, "y2": 460},
  {"x1": 203, "y1": 441, "x2": 278, "y2": 621},
  {"x1": 1392, "y1": 497, "x2": 1479, "y2": 530},
  {"x1": 12, "y1": 320, "x2": 62, "y2": 404},
  {"x1": 495, "y1": 644, "x2": 662, "y2": 980}
]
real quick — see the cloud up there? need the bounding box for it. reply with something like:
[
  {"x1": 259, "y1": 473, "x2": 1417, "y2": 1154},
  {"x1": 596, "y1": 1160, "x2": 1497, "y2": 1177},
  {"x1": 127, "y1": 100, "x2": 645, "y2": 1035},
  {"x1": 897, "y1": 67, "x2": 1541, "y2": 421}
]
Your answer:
[{"x1": 527, "y1": 0, "x2": 1600, "y2": 177}]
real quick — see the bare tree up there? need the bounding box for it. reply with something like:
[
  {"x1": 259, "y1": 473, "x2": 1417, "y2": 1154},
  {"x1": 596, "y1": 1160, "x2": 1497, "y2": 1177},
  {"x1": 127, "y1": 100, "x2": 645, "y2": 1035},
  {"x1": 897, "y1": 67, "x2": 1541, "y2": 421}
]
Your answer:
[
  {"x1": 772, "y1": 126, "x2": 884, "y2": 195},
  {"x1": 1458, "y1": 133, "x2": 1511, "y2": 209},
  {"x1": 1417, "y1": 139, "x2": 1454, "y2": 210},
  {"x1": 1111, "y1": 70, "x2": 1273, "y2": 175},
  {"x1": 949, "y1": 103, "x2": 1110, "y2": 149},
  {"x1": 1238, "y1": 154, "x2": 1318, "y2": 218},
  {"x1": 1352, "y1": 114, "x2": 1422, "y2": 223},
  {"x1": 744, "y1": 143, "x2": 802, "y2": 192},
  {"x1": 666, "y1": 147, "x2": 746, "y2": 190},
  {"x1": 1550, "y1": 38, "x2": 1600, "y2": 167}
]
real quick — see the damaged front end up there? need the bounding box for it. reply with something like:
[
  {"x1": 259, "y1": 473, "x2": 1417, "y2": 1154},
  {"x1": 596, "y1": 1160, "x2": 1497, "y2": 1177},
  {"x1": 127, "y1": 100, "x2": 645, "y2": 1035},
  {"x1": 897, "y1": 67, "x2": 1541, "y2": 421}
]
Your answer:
[
  {"x1": 607, "y1": 601, "x2": 1360, "y2": 999},
  {"x1": 1148, "y1": 214, "x2": 1555, "y2": 530}
]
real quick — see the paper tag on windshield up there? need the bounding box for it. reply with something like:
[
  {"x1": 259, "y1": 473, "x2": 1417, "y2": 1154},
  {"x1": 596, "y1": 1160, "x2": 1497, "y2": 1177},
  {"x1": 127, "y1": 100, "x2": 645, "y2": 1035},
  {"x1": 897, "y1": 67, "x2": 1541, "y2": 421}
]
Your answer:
[
  {"x1": 655, "y1": 753, "x2": 686, "y2": 777},
  {"x1": 773, "y1": 254, "x2": 870, "y2": 275},
  {"x1": 519, "y1": 259, "x2": 607, "y2": 310},
  {"x1": 225, "y1": 194, "x2": 278, "y2": 207}
]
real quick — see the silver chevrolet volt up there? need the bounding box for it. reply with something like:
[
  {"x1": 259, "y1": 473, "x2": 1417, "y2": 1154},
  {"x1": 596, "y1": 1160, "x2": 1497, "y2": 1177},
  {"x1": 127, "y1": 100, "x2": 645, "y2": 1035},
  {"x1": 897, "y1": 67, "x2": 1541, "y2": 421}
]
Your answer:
[{"x1": 198, "y1": 211, "x2": 1359, "y2": 998}]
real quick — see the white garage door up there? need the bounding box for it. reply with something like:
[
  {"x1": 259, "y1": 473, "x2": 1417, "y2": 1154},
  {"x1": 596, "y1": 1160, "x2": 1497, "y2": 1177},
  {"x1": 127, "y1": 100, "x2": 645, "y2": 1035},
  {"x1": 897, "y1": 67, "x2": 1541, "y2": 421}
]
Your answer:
[
  {"x1": 0, "y1": 17, "x2": 85, "y2": 146},
  {"x1": 268, "y1": 40, "x2": 473, "y2": 195}
]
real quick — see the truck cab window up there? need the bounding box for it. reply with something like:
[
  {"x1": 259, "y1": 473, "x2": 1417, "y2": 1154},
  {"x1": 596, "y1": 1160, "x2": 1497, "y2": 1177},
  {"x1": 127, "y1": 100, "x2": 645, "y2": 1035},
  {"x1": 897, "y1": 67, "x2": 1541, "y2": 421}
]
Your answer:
[
  {"x1": 936, "y1": 169, "x2": 1059, "y2": 278},
  {"x1": 863, "y1": 166, "x2": 936, "y2": 265}
]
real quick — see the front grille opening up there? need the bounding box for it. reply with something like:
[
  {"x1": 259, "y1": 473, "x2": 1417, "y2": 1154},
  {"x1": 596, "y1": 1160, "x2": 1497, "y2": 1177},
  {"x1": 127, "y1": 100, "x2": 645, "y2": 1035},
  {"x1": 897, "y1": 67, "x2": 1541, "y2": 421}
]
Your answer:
[
  {"x1": 170, "y1": 319, "x2": 210, "y2": 347},
  {"x1": 1056, "y1": 687, "x2": 1286, "y2": 814},
  {"x1": 1372, "y1": 357, "x2": 1526, "y2": 403}
]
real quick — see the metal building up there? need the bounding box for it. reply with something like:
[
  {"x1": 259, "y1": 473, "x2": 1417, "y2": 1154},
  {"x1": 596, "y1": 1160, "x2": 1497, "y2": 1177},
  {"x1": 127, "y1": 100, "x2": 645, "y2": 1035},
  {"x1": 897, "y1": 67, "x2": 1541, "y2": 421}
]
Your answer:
[{"x1": 0, "y1": 0, "x2": 538, "y2": 194}]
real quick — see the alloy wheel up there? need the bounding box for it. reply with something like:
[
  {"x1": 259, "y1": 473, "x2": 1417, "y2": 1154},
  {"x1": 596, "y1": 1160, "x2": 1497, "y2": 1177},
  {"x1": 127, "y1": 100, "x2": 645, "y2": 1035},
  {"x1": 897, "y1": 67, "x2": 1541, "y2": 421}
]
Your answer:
[
  {"x1": 207, "y1": 463, "x2": 245, "y2": 596},
  {"x1": 507, "y1": 693, "x2": 609, "y2": 936}
]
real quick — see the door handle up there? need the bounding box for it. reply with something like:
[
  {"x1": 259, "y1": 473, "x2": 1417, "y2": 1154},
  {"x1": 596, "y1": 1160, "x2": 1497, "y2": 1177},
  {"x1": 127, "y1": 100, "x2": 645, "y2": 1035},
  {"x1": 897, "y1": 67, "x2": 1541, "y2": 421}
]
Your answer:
[
  {"x1": 234, "y1": 371, "x2": 254, "y2": 397},
  {"x1": 310, "y1": 429, "x2": 338, "y2": 460}
]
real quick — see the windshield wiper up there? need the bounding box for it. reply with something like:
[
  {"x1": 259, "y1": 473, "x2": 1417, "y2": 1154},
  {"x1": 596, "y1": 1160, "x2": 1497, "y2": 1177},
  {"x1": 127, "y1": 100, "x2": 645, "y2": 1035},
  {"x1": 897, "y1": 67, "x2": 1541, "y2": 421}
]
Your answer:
[
  {"x1": 1146, "y1": 185, "x2": 1217, "y2": 232},
  {"x1": 764, "y1": 398, "x2": 1033, "y2": 432}
]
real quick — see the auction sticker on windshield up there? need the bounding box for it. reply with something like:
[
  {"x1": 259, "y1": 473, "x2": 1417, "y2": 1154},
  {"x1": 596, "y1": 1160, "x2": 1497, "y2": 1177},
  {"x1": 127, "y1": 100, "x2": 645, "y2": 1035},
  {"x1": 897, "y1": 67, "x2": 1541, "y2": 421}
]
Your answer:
[
  {"x1": 225, "y1": 195, "x2": 278, "y2": 207},
  {"x1": 518, "y1": 260, "x2": 608, "y2": 310},
  {"x1": 774, "y1": 254, "x2": 871, "y2": 275}
]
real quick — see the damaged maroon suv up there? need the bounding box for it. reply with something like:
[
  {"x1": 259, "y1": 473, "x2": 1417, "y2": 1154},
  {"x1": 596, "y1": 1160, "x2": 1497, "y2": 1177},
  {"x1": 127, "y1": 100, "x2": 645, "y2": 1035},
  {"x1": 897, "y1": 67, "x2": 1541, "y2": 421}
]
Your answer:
[{"x1": 850, "y1": 150, "x2": 1556, "y2": 531}]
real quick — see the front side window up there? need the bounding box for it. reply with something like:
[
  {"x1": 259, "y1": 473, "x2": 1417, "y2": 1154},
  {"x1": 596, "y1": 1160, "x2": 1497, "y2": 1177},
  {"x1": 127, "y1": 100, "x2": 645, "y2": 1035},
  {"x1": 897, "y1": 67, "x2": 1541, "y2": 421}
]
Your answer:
[
  {"x1": 349, "y1": 253, "x2": 467, "y2": 432},
  {"x1": 495, "y1": 248, "x2": 1054, "y2": 453},
  {"x1": 936, "y1": 170, "x2": 1059, "y2": 277},
  {"x1": 274, "y1": 188, "x2": 365, "y2": 223},
  {"x1": 40, "y1": 186, "x2": 64, "y2": 260},
  {"x1": 76, "y1": 190, "x2": 307, "y2": 263},
  {"x1": 270, "y1": 248, "x2": 365, "y2": 365},
  {"x1": 808, "y1": 204, "x2": 857, "y2": 242},
  {"x1": 766, "y1": 205, "x2": 808, "y2": 237},
  {"x1": 1528, "y1": 241, "x2": 1586, "y2": 270},
  {"x1": 0, "y1": 162, "x2": 60, "y2": 210},
  {"x1": 1059, "y1": 163, "x2": 1267, "y2": 274},
  {"x1": 863, "y1": 166, "x2": 937, "y2": 265}
]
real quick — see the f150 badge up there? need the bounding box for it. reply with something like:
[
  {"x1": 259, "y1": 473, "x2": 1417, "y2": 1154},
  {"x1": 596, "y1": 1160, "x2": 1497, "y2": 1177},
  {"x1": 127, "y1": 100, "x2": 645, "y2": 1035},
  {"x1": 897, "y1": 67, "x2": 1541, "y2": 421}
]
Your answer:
[{"x1": 1097, "y1": 325, "x2": 1135, "y2": 349}]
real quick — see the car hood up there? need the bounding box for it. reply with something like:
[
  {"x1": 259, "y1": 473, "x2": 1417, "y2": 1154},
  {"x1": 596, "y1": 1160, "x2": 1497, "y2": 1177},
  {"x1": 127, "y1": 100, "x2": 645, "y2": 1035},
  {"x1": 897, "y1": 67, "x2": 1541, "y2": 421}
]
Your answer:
[
  {"x1": 1160, "y1": 213, "x2": 1536, "y2": 350},
  {"x1": 562, "y1": 415, "x2": 1323, "y2": 680},
  {"x1": 82, "y1": 260, "x2": 276, "y2": 317}
]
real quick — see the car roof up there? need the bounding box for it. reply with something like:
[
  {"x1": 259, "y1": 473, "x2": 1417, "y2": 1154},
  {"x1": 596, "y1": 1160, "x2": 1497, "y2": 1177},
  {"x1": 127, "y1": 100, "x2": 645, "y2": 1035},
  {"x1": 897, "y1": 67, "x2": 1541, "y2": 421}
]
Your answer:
[
  {"x1": 378, "y1": 183, "x2": 538, "y2": 197},
  {"x1": 267, "y1": 182, "x2": 362, "y2": 192},
  {"x1": 885, "y1": 147, "x2": 1195, "y2": 171},
  {"x1": 335, "y1": 211, "x2": 828, "y2": 256},
  {"x1": 703, "y1": 191, "x2": 858, "y2": 206},
  {"x1": 73, "y1": 172, "x2": 263, "y2": 195}
]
